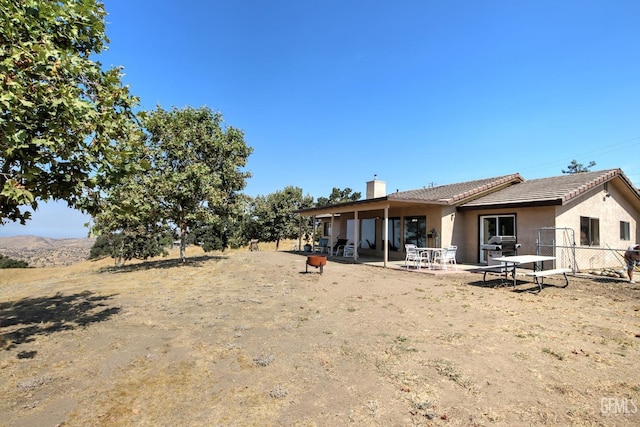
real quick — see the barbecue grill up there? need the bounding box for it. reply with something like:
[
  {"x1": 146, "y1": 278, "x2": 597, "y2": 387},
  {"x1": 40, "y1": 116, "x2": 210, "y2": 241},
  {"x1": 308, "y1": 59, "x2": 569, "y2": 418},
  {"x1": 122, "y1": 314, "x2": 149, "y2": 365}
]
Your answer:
[{"x1": 480, "y1": 235, "x2": 522, "y2": 265}]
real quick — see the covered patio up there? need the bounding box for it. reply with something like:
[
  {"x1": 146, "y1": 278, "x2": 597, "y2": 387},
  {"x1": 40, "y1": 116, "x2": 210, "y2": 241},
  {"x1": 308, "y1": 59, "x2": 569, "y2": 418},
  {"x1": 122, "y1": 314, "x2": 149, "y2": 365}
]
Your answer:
[
  {"x1": 295, "y1": 176, "x2": 522, "y2": 268},
  {"x1": 296, "y1": 178, "x2": 446, "y2": 269},
  {"x1": 294, "y1": 249, "x2": 479, "y2": 276}
]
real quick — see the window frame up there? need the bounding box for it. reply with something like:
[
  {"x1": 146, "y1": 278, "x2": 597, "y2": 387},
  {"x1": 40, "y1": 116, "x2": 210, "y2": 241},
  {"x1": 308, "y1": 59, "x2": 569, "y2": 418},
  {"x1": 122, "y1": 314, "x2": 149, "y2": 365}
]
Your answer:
[
  {"x1": 580, "y1": 216, "x2": 600, "y2": 246},
  {"x1": 620, "y1": 221, "x2": 631, "y2": 241}
]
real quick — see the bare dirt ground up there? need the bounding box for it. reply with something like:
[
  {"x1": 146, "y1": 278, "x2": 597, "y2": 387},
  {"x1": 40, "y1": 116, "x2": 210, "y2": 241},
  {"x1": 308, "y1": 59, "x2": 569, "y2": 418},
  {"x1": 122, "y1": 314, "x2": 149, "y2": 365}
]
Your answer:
[{"x1": 1, "y1": 247, "x2": 639, "y2": 426}]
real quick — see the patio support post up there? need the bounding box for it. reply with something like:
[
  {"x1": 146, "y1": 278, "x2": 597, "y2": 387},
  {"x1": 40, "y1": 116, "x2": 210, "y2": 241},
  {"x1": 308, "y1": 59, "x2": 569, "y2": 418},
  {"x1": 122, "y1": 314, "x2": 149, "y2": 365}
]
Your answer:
[
  {"x1": 311, "y1": 215, "x2": 316, "y2": 251},
  {"x1": 384, "y1": 204, "x2": 389, "y2": 268},
  {"x1": 354, "y1": 210, "x2": 359, "y2": 260},
  {"x1": 330, "y1": 214, "x2": 335, "y2": 256}
]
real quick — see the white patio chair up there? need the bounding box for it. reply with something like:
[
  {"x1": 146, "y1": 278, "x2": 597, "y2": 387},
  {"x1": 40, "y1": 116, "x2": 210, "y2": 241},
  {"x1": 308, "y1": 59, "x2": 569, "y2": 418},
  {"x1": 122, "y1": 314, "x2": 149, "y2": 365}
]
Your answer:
[
  {"x1": 343, "y1": 241, "x2": 361, "y2": 257},
  {"x1": 404, "y1": 244, "x2": 429, "y2": 269},
  {"x1": 433, "y1": 246, "x2": 457, "y2": 270},
  {"x1": 343, "y1": 244, "x2": 354, "y2": 257}
]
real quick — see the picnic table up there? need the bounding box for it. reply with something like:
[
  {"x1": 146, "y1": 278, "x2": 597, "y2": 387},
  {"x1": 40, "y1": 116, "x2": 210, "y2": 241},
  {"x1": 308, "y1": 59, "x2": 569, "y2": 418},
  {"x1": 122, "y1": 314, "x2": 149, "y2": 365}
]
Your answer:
[{"x1": 484, "y1": 255, "x2": 571, "y2": 292}]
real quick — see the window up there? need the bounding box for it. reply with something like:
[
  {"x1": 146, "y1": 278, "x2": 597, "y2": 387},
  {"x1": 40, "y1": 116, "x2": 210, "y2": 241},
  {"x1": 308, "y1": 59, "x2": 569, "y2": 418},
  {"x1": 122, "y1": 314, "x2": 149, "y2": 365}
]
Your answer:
[
  {"x1": 344, "y1": 218, "x2": 377, "y2": 249},
  {"x1": 404, "y1": 216, "x2": 427, "y2": 248},
  {"x1": 323, "y1": 222, "x2": 331, "y2": 237},
  {"x1": 361, "y1": 218, "x2": 376, "y2": 249},
  {"x1": 480, "y1": 215, "x2": 515, "y2": 243},
  {"x1": 386, "y1": 217, "x2": 401, "y2": 251},
  {"x1": 580, "y1": 216, "x2": 600, "y2": 246},
  {"x1": 620, "y1": 221, "x2": 631, "y2": 241}
]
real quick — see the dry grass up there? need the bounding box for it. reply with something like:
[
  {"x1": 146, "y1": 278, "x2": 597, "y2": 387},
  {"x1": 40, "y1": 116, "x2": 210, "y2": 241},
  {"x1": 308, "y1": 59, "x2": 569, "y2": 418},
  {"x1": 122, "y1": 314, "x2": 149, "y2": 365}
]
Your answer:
[{"x1": 1, "y1": 246, "x2": 640, "y2": 426}]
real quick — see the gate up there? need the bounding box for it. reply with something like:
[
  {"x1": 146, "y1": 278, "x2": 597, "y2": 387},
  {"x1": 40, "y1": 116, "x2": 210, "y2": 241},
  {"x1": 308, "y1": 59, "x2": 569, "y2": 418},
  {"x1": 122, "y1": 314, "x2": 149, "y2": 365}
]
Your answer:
[{"x1": 536, "y1": 227, "x2": 577, "y2": 272}]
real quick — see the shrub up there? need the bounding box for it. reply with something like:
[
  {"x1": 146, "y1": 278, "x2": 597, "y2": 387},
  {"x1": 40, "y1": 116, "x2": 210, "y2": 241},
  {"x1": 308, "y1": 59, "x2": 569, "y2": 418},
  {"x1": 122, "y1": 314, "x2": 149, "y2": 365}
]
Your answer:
[{"x1": 0, "y1": 254, "x2": 29, "y2": 268}]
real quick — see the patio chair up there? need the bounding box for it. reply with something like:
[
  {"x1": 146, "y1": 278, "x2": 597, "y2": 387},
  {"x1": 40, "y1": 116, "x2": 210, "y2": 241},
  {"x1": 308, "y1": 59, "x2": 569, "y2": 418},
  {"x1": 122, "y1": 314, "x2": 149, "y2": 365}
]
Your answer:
[
  {"x1": 433, "y1": 246, "x2": 457, "y2": 270},
  {"x1": 314, "y1": 237, "x2": 329, "y2": 254},
  {"x1": 333, "y1": 239, "x2": 349, "y2": 256},
  {"x1": 404, "y1": 244, "x2": 429, "y2": 269},
  {"x1": 342, "y1": 241, "x2": 361, "y2": 257}
]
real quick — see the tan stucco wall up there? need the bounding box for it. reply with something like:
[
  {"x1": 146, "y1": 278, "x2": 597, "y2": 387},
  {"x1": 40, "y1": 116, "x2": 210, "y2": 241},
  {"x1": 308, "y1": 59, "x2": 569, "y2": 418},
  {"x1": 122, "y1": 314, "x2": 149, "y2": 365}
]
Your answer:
[
  {"x1": 454, "y1": 183, "x2": 639, "y2": 263},
  {"x1": 453, "y1": 206, "x2": 556, "y2": 264},
  {"x1": 555, "y1": 183, "x2": 638, "y2": 249}
]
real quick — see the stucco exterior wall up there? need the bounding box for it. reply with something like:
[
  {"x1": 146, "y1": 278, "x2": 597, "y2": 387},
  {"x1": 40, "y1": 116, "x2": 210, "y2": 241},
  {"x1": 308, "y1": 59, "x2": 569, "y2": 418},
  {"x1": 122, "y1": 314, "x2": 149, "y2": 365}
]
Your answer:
[
  {"x1": 555, "y1": 182, "x2": 637, "y2": 249},
  {"x1": 453, "y1": 206, "x2": 556, "y2": 263}
]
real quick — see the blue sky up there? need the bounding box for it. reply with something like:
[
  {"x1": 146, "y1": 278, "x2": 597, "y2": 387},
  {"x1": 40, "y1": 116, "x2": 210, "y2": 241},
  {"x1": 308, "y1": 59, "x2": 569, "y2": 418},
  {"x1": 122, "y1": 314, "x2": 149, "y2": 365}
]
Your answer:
[{"x1": 3, "y1": 0, "x2": 640, "y2": 239}]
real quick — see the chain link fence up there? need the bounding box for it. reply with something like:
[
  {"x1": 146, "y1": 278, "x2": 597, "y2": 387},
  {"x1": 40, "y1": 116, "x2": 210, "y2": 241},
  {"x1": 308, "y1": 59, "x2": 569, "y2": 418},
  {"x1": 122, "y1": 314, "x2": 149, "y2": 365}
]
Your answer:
[{"x1": 535, "y1": 227, "x2": 634, "y2": 283}]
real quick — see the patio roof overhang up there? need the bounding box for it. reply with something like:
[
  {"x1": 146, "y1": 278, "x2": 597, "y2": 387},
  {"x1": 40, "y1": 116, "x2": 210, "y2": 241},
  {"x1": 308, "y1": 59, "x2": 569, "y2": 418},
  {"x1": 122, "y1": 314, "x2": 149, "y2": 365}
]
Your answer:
[{"x1": 296, "y1": 197, "x2": 449, "y2": 217}]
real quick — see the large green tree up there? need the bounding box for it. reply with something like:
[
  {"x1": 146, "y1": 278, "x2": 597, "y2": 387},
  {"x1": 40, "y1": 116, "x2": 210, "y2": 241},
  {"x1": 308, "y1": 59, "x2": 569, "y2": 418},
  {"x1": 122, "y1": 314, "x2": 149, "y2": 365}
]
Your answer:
[
  {"x1": 316, "y1": 187, "x2": 361, "y2": 206},
  {"x1": 187, "y1": 194, "x2": 250, "y2": 252},
  {"x1": 142, "y1": 106, "x2": 252, "y2": 261},
  {"x1": 0, "y1": 0, "x2": 140, "y2": 225},
  {"x1": 249, "y1": 186, "x2": 314, "y2": 250},
  {"x1": 90, "y1": 163, "x2": 170, "y2": 265}
]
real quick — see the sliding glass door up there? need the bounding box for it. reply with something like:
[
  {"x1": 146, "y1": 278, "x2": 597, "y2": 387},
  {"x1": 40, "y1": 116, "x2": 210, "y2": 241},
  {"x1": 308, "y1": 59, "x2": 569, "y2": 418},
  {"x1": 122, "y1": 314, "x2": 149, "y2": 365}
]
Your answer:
[
  {"x1": 386, "y1": 217, "x2": 401, "y2": 251},
  {"x1": 479, "y1": 214, "x2": 516, "y2": 263},
  {"x1": 404, "y1": 216, "x2": 426, "y2": 248}
]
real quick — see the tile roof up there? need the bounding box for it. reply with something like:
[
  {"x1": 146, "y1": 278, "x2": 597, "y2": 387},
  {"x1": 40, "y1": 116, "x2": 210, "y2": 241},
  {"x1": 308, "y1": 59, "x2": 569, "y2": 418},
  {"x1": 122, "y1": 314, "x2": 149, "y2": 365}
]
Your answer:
[
  {"x1": 460, "y1": 169, "x2": 625, "y2": 208},
  {"x1": 388, "y1": 174, "x2": 523, "y2": 205},
  {"x1": 296, "y1": 168, "x2": 638, "y2": 215}
]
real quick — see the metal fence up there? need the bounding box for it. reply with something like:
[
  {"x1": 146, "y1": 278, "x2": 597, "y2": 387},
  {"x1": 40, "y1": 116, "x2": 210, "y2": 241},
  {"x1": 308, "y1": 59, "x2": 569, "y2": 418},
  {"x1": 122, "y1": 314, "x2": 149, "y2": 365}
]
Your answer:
[{"x1": 535, "y1": 227, "x2": 632, "y2": 283}]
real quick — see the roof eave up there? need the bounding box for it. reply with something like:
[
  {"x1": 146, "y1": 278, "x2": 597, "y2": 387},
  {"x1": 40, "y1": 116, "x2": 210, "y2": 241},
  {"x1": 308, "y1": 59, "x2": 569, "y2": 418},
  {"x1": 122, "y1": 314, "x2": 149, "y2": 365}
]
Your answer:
[
  {"x1": 295, "y1": 196, "x2": 390, "y2": 215},
  {"x1": 458, "y1": 199, "x2": 563, "y2": 211}
]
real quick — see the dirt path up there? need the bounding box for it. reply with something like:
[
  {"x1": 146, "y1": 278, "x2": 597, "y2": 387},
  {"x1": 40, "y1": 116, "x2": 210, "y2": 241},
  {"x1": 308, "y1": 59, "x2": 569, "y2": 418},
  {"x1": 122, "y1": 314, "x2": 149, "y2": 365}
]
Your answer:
[{"x1": 1, "y1": 249, "x2": 639, "y2": 426}]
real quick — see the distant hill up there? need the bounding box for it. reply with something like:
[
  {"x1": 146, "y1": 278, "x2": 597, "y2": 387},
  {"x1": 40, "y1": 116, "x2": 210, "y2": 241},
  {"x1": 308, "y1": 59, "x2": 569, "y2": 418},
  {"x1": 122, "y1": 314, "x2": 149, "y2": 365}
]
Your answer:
[{"x1": 0, "y1": 235, "x2": 96, "y2": 267}]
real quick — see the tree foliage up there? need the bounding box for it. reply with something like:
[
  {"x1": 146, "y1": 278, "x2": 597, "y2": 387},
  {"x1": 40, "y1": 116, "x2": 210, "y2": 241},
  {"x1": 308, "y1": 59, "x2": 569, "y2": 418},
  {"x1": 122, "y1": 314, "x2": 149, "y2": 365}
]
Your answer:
[
  {"x1": 92, "y1": 106, "x2": 253, "y2": 262},
  {"x1": 90, "y1": 154, "x2": 168, "y2": 265},
  {"x1": 142, "y1": 106, "x2": 252, "y2": 261},
  {"x1": 316, "y1": 187, "x2": 361, "y2": 206},
  {"x1": 0, "y1": 253, "x2": 28, "y2": 268},
  {"x1": 187, "y1": 194, "x2": 251, "y2": 252},
  {"x1": 89, "y1": 230, "x2": 171, "y2": 265},
  {"x1": 562, "y1": 160, "x2": 596, "y2": 174},
  {"x1": 0, "y1": 0, "x2": 141, "y2": 225},
  {"x1": 249, "y1": 186, "x2": 314, "y2": 250}
]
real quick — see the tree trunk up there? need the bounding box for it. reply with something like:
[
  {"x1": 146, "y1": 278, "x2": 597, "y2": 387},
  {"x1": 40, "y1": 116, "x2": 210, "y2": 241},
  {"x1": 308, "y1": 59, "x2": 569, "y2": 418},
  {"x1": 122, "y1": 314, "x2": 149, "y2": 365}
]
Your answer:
[
  {"x1": 117, "y1": 240, "x2": 124, "y2": 267},
  {"x1": 180, "y1": 227, "x2": 187, "y2": 262},
  {"x1": 276, "y1": 238, "x2": 280, "y2": 251}
]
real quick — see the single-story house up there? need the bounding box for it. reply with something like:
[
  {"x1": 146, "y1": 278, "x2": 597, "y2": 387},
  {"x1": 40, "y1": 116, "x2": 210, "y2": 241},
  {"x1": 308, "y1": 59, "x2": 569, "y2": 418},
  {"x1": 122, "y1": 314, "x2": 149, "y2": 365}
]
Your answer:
[{"x1": 296, "y1": 169, "x2": 640, "y2": 268}]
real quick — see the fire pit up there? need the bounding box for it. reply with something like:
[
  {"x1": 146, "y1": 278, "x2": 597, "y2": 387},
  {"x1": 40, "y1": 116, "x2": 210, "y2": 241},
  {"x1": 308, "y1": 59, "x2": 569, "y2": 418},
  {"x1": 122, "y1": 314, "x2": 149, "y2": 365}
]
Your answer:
[{"x1": 306, "y1": 255, "x2": 327, "y2": 274}]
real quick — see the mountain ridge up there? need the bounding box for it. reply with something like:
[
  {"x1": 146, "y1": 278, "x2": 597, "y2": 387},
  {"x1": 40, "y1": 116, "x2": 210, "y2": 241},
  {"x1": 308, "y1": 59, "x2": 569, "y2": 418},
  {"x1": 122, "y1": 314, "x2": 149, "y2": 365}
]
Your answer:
[{"x1": 0, "y1": 235, "x2": 96, "y2": 267}]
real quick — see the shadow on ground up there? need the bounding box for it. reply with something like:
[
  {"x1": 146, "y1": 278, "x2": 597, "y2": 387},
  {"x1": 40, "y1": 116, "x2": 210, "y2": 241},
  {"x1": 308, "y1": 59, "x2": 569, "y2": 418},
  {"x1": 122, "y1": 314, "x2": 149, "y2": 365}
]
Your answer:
[
  {"x1": 0, "y1": 291, "x2": 120, "y2": 355},
  {"x1": 99, "y1": 254, "x2": 227, "y2": 273}
]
